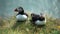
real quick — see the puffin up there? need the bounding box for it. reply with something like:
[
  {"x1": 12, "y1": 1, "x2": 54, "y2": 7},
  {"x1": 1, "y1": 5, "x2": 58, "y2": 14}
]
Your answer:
[
  {"x1": 14, "y1": 7, "x2": 28, "y2": 21},
  {"x1": 31, "y1": 13, "x2": 46, "y2": 25}
]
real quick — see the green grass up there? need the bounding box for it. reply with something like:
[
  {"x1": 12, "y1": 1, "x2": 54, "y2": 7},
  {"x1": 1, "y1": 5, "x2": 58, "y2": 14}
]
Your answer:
[{"x1": 0, "y1": 13, "x2": 60, "y2": 34}]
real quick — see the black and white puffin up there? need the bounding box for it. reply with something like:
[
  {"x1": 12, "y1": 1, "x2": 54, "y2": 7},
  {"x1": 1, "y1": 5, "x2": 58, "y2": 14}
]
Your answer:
[
  {"x1": 14, "y1": 7, "x2": 28, "y2": 21},
  {"x1": 31, "y1": 13, "x2": 46, "y2": 25}
]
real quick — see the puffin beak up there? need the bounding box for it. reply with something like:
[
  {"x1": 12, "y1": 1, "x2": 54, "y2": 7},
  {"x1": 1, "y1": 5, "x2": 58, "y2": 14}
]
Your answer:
[{"x1": 14, "y1": 8, "x2": 18, "y2": 12}]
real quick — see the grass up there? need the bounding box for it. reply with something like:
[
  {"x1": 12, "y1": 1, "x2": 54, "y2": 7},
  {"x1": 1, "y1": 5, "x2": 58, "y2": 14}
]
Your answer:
[{"x1": 0, "y1": 13, "x2": 60, "y2": 34}]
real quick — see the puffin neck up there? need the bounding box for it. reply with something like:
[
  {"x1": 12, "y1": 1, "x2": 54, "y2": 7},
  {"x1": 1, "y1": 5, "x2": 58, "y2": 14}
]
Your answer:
[{"x1": 18, "y1": 12, "x2": 24, "y2": 15}]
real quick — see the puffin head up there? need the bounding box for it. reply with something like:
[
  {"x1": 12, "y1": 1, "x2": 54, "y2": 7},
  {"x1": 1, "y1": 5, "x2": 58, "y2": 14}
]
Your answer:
[
  {"x1": 14, "y1": 7, "x2": 24, "y2": 14},
  {"x1": 31, "y1": 13, "x2": 38, "y2": 17},
  {"x1": 31, "y1": 13, "x2": 35, "y2": 17}
]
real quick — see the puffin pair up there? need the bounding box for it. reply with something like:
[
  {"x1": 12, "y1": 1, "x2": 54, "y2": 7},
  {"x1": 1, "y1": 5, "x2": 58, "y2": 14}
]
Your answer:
[{"x1": 14, "y1": 7, "x2": 46, "y2": 25}]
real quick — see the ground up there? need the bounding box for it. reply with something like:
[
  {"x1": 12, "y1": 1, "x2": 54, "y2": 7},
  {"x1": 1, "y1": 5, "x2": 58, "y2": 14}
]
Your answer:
[{"x1": 0, "y1": 13, "x2": 60, "y2": 34}]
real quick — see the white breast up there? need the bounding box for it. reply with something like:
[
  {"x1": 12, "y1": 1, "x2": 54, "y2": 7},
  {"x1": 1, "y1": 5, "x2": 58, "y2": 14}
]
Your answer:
[
  {"x1": 16, "y1": 14, "x2": 27, "y2": 21},
  {"x1": 35, "y1": 19, "x2": 46, "y2": 25}
]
